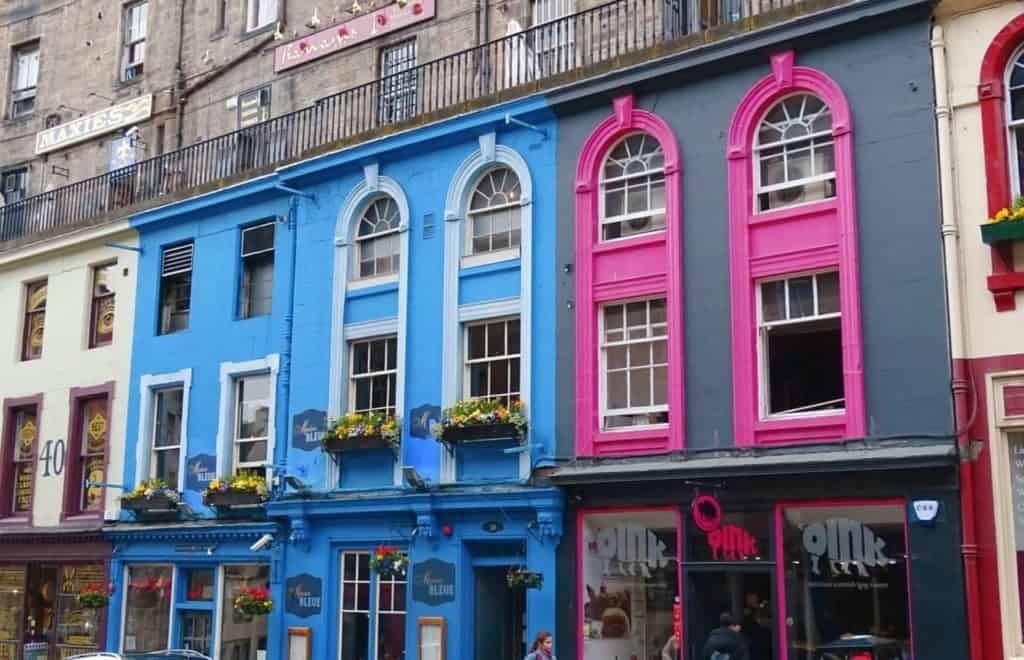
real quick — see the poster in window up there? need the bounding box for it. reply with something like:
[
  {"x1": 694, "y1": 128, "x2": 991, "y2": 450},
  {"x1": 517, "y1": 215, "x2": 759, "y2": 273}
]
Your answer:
[{"x1": 0, "y1": 566, "x2": 26, "y2": 649}]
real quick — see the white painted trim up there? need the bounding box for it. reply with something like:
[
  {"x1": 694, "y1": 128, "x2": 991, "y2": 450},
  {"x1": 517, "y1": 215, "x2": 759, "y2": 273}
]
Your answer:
[
  {"x1": 344, "y1": 317, "x2": 400, "y2": 341},
  {"x1": 135, "y1": 368, "x2": 193, "y2": 492},
  {"x1": 442, "y1": 137, "x2": 533, "y2": 482},
  {"x1": 458, "y1": 297, "x2": 521, "y2": 323},
  {"x1": 119, "y1": 563, "x2": 175, "y2": 654},
  {"x1": 215, "y1": 354, "x2": 280, "y2": 477},
  {"x1": 460, "y1": 247, "x2": 520, "y2": 269},
  {"x1": 346, "y1": 273, "x2": 399, "y2": 292}
]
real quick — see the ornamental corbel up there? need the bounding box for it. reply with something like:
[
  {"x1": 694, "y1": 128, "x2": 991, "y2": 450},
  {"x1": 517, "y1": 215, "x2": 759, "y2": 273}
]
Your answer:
[
  {"x1": 415, "y1": 512, "x2": 438, "y2": 540},
  {"x1": 289, "y1": 518, "x2": 311, "y2": 552},
  {"x1": 536, "y1": 510, "x2": 563, "y2": 546}
]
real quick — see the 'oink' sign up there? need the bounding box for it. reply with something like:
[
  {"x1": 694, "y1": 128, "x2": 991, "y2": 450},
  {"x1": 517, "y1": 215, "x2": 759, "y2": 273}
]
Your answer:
[
  {"x1": 411, "y1": 559, "x2": 455, "y2": 605},
  {"x1": 285, "y1": 573, "x2": 323, "y2": 617}
]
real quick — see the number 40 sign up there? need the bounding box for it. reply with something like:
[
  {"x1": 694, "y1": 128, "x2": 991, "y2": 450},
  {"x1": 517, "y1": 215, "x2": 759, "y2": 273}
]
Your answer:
[{"x1": 39, "y1": 439, "x2": 66, "y2": 476}]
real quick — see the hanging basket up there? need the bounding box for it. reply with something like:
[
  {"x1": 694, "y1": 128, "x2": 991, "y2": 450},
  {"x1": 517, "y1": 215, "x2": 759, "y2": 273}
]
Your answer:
[
  {"x1": 506, "y1": 567, "x2": 543, "y2": 590},
  {"x1": 371, "y1": 546, "x2": 408, "y2": 579}
]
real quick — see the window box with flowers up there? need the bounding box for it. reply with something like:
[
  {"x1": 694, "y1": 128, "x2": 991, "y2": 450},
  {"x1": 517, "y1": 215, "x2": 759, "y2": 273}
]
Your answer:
[
  {"x1": 121, "y1": 479, "x2": 181, "y2": 521},
  {"x1": 234, "y1": 586, "x2": 273, "y2": 617},
  {"x1": 506, "y1": 567, "x2": 542, "y2": 590},
  {"x1": 79, "y1": 582, "x2": 113, "y2": 609},
  {"x1": 370, "y1": 545, "x2": 408, "y2": 579},
  {"x1": 322, "y1": 412, "x2": 400, "y2": 455},
  {"x1": 203, "y1": 473, "x2": 269, "y2": 509},
  {"x1": 981, "y1": 197, "x2": 1024, "y2": 244},
  {"x1": 431, "y1": 399, "x2": 527, "y2": 444}
]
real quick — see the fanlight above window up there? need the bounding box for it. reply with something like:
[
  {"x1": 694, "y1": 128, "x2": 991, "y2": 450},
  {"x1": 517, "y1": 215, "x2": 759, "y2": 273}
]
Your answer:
[
  {"x1": 1006, "y1": 47, "x2": 1024, "y2": 196},
  {"x1": 754, "y1": 94, "x2": 835, "y2": 212},
  {"x1": 355, "y1": 197, "x2": 401, "y2": 280},
  {"x1": 599, "y1": 133, "x2": 666, "y2": 241},
  {"x1": 467, "y1": 167, "x2": 522, "y2": 255}
]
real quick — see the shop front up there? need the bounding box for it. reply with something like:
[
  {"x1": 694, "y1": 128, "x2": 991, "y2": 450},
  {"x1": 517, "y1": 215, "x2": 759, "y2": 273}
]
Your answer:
[
  {"x1": 104, "y1": 521, "x2": 282, "y2": 659},
  {"x1": 0, "y1": 531, "x2": 111, "y2": 660},
  {"x1": 554, "y1": 447, "x2": 969, "y2": 660}
]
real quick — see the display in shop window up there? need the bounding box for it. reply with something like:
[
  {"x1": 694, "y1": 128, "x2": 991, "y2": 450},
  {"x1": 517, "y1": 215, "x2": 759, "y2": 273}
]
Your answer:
[{"x1": 0, "y1": 566, "x2": 26, "y2": 659}]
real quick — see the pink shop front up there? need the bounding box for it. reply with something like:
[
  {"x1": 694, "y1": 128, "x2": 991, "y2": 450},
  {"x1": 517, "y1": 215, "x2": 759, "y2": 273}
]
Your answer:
[{"x1": 554, "y1": 458, "x2": 968, "y2": 660}]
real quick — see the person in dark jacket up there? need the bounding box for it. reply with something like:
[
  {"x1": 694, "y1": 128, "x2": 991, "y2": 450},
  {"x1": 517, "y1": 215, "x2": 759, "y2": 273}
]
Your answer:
[{"x1": 702, "y1": 613, "x2": 751, "y2": 660}]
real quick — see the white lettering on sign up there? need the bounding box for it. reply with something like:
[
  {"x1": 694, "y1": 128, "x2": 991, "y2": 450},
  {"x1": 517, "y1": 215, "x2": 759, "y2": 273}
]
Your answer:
[
  {"x1": 802, "y1": 518, "x2": 890, "y2": 577},
  {"x1": 36, "y1": 95, "x2": 153, "y2": 155},
  {"x1": 592, "y1": 525, "x2": 670, "y2": 578}
]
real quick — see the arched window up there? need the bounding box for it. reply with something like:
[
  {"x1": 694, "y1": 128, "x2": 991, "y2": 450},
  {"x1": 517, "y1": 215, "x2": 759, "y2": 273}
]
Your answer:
[
  {"x1": 754, "y1": 93, "x2": 835, "y2": 212},
  {"x1": 355, "y1": 196, "x2": 401, "y2": 279},
  {"x1": 467, "y1": 167, "x2": 522, "y2": 255},
  {"x1": 1007, "y1": 47, "x2": 1024, "y2": 196},
  {"x1": 599, "y1": 133, "x2": 666, "y2": 241}
]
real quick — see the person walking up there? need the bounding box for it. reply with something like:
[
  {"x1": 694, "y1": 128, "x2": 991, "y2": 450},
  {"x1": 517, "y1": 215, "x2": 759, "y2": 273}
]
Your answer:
[
  {"x1": 702, "y1": 613, "x2": 751, "y2": 660},
  {"x1": 525, "y1": 631, "x2": 556, "y2": 660}
]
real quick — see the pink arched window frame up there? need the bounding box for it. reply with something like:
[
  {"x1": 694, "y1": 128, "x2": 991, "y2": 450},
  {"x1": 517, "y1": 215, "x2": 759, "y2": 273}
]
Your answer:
[
  {"x1": 726, "y1": 51, "x2": 866, "y2": 446},
  {"x1": 574, "y1": 94, "x2": 685, "y2": 457}
]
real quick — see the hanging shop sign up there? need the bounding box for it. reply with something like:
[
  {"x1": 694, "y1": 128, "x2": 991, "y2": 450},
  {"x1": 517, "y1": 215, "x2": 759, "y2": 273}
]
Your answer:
[
  {"x1": 185, "y1": 453, "x2": 216, "y2": 491},
  {"x1": 292, "y1": 409, "x2": 327, "y2": 451},
  {"x1": 286, "y1": 573, "x2": 323, "y2": 617},
  {"x1": 35, "y1": 95, "x2": 153, "y2": 155},
  {"x1": 273, "y1": 0, "x2": 437, "y2": 73},
  {"x1": 411, "y1": 558, "x2": 455, "y2": 606}
]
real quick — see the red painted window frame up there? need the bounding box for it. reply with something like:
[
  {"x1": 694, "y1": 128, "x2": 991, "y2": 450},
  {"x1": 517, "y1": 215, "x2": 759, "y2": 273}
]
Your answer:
[
  {"x1": 62, "y1": 382, "x2": 115, "y2": 522},
  {"x1": 0, "y1": 394, "x2": 42, "y2": 524},
  {"x1": 979, "y1": 14, "x2": 1024, "y2": 311},
  {"x1": 726, "y1": 51, "x2": 866, "y2": 446},
  {"x1": 574, "y1": 94, "x2": 686, "y2": 457}
]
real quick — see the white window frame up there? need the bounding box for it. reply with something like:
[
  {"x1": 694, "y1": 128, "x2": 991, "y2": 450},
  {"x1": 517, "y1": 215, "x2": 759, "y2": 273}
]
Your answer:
[
  {"x1": 10, "y1": 42, "x2": 39, "y2": 118},
  {"x1": 598, "y1": 133, "x2": 667, "y2": 243},
  {"x1": 233, "y1": 373, "x2": 272, "y2": 472},
  {"x1": 462, "y1": 316, "x2": 521, "y2": 405},
  {"x1": 752, "y1": 93, "x2": 836, "y2": 213},
  {"x1": 348, "y1": 335, "x2": 398, "y2": 416},
  {"x1": 1, "y1": 167, "x2": 28, "y2": 204},
  {"x1": 1006, "y1": 45, "x2": 1024, "y2": 198},
  {"x1": 122, "y1": 1, "x2": 147, "y2": 81},
  {"x1": 119, "y1": 564, "x2": 176, "y2": 654},
  {"x1": 246, "y1": 0, "x2": 278, "y2": 32},
  {"x1": 463, "y1": 167, "x2": 523, "y2": 267},
  {"x1": 755, "y1": 269, "x2": 843, "y2": 420},
  {"x1": 215, "y1": 355, "x2": 279, "y2": 478},
  {"x1": 598, "y1": 297, "x2": 669, "y2": 430},
  {"x1": 352, "y1": 197, "x2": 402, "y2": 286},
  {"x1": 136, "y1": 369, "x2": 192, "y2": 492},
  {"x1": 374, "y1": 558, "x2": 407, "y2": 660},
  {"x1": 338, "y1": 550, "x2": 372, "y2": 660}
]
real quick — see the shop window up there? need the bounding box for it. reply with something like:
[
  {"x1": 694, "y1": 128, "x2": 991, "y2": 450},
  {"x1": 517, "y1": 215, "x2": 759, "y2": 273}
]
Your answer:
[
  {"x1": 377, "y1": 565, "x2": 407, "y2": 660},
  {"x1": 246, "y1": 0, "x2": 278, "y2": 31},
  {"x1": 1, "y1": 167, "x2": 28, "y2": 204},
  {"x1": 600, "y1": 299, "x2": 668, "y2": 429},
  {"x1": 0, "y1": 566, "x2": 25, "y2": 658},
  {"x1": 350, "y1": 336, "x2": 398, "y2": 415},
  {"x1": 599, "y1": 133, "x2": 666, "y2": 241},
  {"x1": 754, "y1": 94, "x2": 835, "y2": 212},
  {"x1": 379, "y1": 40, "x2": 417, "y2": 124},
  {"x1": 580, "y1": 509, "x2": 680, "y2": 660},
  {"x1": 180, "y1": 610, "x2": 212, "y2": 655},
  {"x1": 779, "y1": 502, "x2": 910, "y2": 660},
  {"x1": 239, "y1": 222, "x2": 275, "y2": 318},
  {"x1": 21, "y1": 279, "x2": 46, "y2": 361},
  {"x1": 355, "y1": 197, "x2": 402, "y2": 281},
  {"x1": 1005, "y1": 431, "x2": 1024, "y2": 640},
  {"x1": 233, "y1": 374, "x2": 271, "y2": 476},
  {"x1": 2, "y1": 403, "x2": 38, "y2": 517},
  {"x1": 89, "y1": 262, "x2": 117, "y2": 348},
  {"x1": 123, "y1": 565, "x2": 173, "y2": 654},
  {"x1": 466, "y1": 167, "x2": 522, "y2": 257},
  {"x1": 151, "y1": 387, "x2": 184, "y2": 488},
  {"x1": 159, "y1": 243, "x2": 193, "y2": 335},
  {"x1": 465, "y1": 317, "x2": 520, "y2": 407},
  {"x1": 56, "y1": 564, "x2": 105, "y2": 655},
  {"x1": 220, "y1": 565, "x2": 269, "y2": 659},
  {"x1": 758, "y1": 271, "x2": 843, "y2": 418},
  {"x1": 121, "y1": 1, "x2": 147, "y2": 81},
  {"x1": 185, "y1": 568, "x2": 215, "y2": 601},
  {"x1": 340, "y1": 552, "x2": 371, "y2": 658},
  {"x1": 10, "y1": 42, "x2": 39, "y2": 118},
  {"x1": 65, "y1": 394, "x2": 109, "y2": 516}
]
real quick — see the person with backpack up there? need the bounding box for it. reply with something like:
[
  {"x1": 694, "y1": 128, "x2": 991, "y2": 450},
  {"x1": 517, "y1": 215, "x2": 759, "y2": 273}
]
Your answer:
[
  {"x1": 702, "y1": 612, "x2": 751, "y2": 660},
  {"x1": 525, "y1": 631, "x2": 556, "y2": 660}
]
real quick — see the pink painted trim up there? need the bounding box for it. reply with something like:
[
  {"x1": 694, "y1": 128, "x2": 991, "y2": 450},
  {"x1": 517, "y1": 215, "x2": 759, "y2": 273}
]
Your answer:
[
  {"x1": 727, "y1": 52, "x2": 866, "y2": 447},
  {"x1": 61, "y1": 381, "x2": 115, "y2": 522},
  {"x1": 773, "y1": 498, "x2": 912, "y2": 660},
  {"x1": 574, "y1": 94, "x2": 685, "y2": 457},
  {"x1": 575, "y1": 506, "x2": 684, "y2": 660}
]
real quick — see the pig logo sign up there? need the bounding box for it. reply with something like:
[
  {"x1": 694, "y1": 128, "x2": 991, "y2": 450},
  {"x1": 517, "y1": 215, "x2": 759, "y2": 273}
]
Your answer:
[
  {"x1": 692, "y1": 495, "x2": 759, "y2": 561},
  {"x1": 802, "y1": 518, "x2": 890, "y2": 577}
]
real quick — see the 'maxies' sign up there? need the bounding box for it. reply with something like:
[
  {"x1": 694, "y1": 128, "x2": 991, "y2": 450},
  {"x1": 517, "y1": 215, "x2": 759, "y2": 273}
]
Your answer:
[{"x1": 36, "y1": 95, "x2": 153, "y2": 155}]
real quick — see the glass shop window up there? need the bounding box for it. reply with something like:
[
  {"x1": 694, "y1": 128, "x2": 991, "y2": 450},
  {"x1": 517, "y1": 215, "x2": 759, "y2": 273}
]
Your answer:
[
  {"x1": 580, "y1": 509, "x2": 679, "y2": 660},
  {"x1": 123, "y1": 565, "x2": 173, "y2": 654},
  {"x1": 779, "y1": 503, "x2": 910, "y2": 660},
  {"x1": 0, "y1": 566, "x2": 26, "y2": 659},
  {"x1": 220, "y1": 564, "x2": 269, "y2": 660}
]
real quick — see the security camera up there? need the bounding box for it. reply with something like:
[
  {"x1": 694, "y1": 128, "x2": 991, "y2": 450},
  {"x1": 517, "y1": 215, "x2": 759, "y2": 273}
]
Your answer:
[
  {"x1": 250, "y1": 533, "x2": 274, "y2": 552},
  {"x1": 402, "y1": 466, "x2": 429, "y2": 491}
]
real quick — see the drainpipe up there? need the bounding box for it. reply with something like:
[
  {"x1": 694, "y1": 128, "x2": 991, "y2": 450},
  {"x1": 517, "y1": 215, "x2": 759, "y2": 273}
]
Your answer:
[
  {"x1": 932, "y1": 24, "x2": 982, "y2": 660},
  {"x1": 175, "y1": 0, "x2": 188, "y2": 150},
  {"x1": 276, "y1": 196, "x2": 299, "y2": 486}
]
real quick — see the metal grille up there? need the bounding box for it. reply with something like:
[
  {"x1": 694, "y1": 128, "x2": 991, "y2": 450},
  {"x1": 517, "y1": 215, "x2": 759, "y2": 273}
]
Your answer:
[
  {"x1": 161, "y1": 243, "x2": 194, "y2": 277},
  {"x1": 379, "y1": 40, "x2": 418, "y2": 125}
]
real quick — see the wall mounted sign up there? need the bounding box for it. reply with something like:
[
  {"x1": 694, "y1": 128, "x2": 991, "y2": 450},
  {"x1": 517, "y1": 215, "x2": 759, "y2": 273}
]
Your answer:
[
  {"x1": 409, "y1": 404, "x2": 441, "y2": 439},
  {"x1": 292, "y1": 409, "x2": 327, "y2": 451},
  {"x1": 285, "y1": 573, "x2": 323, "y2": 617},
  {"x1": 273, "y1": 0, "x2": 436, "y2": 73},
  {"x1": 185, "y1": 453, "x2": 216, "y2": 491},
  {"x1": 288, "y1": 627, "x2": 312, "y2": 660},
  {"x1": 691, "y1": 494, "x2": 760, "y2": 561},
  {"x1": 411, "y1": 558, "x2": 455, "y2": 605},
  {"x1": 35, "y1": 94, "x2": 153, "y2": 155},
  {"x1": 910, "y1": 500, "x2": 940, "y2": 527}
]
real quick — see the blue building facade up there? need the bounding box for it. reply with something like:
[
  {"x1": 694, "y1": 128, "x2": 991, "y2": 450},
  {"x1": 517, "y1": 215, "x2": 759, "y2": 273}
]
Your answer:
[{"x1": 107, "y1": 97, "x2": 564, "y2": 660}]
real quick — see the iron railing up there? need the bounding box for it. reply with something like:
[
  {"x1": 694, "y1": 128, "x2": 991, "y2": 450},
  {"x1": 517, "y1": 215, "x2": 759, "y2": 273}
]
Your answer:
[{"x1": 0, "y1": 0, "x2": 804, "y2": 244}]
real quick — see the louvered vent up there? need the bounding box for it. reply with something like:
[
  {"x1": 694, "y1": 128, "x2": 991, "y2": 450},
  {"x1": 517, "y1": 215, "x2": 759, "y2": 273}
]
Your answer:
[{"x1": 161, "y1": 243, "x2": 194, "y2": 277}]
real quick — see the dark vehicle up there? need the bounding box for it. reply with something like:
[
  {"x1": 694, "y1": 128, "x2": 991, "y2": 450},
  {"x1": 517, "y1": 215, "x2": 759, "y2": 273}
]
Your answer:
[{"x1": 814, "y1": 635, "x2": 909, "y2": 660}]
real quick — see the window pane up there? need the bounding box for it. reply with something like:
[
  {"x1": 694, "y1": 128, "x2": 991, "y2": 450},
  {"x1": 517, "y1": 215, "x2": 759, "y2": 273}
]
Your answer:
[
  {"x1": 761, "y1": 280, "x2": 786, "y2": 322},
  {"x1": 629, "y1": 368, "x2": 651, "y2": 407},
  {"x1": 767, "y1": 317, "x2": 844, "y2": 415},
  {"x1": 154, "y1": 388, "x2": 184, "y2": 448},
  {"x1": 626, "y1": 302, "x2": 647, "y2": 332},
  {"x1": 1008, "y1": 432, "x2": 1024, "y2": 641},
  {"x1": 123, "y1": 565, "x2": 172, "y2": 653},
  {"x1": 220, "y1": 565, "x2": 269, "y2": 660},
  {"x1": 155, "y1": 449, "x2": 180, "y2": 487},
  {"x1": 352, "y1": 341, "x2": 370, "y2": 375},
  {"x1": 238, "y1": 440, "x2": 267, "y2": 464},
  {"x1": 787, "y1": 276, "x2": 814, "y2": 318},
  {"x1": 237, "y1": 375, "x2": 270, "y2": 439},
  {"x1": 607, "y1": 345, "x2": 627, "y2": 370},
  {"x1": 487, "y1": 322, "x2": 505, "y2": 357},
  {"x1": 468, "y1": 325, "x2": 487, "y2": 359},
  {"x1": 186, "y1": 568, "x2": 215, "y2": 601},
  {"x1": 0, "y1": 566, "x2": 26, "y2": 657},
  {"x1": 607, "y1": 372, "x2": 628, "y2": 410},
  {"x1": 652, "y1": 366, "x2": 668, "y2": 406},
  {"x1": 370, "y1": 339, "x2": 388, "y2": 372},
  {"x1": 817, "y1": 271, "x2": 840, "y2": 315},
  {"x1": 341, "y1": 613, "x2": 370, "y2": 660},
  {"x1": 80, "y1": 397, "x2": 108, "y2": 512}
]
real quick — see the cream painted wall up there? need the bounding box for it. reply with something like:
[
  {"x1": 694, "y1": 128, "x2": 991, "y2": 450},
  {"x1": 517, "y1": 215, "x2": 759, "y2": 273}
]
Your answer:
[
  {"x1": 938, "y1": 2, "x2": 1024, "y2": 359},
  {"x1": 0, "y1": 223, "x2": 138, "y2": 527}
]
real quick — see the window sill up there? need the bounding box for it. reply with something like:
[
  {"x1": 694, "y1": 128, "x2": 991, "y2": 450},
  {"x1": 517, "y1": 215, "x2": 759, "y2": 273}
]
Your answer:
[
  {"x1": 116, "y1": 76, "x2": 145, "y2": 90},
  {"x1": 0, "y1": 516, "x2": 31, "y2": 527},
  {"x1": 347, "y1": 275, "x2": 399, "y2": 293},
  {"x1": 753, "y1": 412, "x2": 847, "y2": 445},
  {"x1": 588, "y1": 426, "x2": 673, "y2": 456},
  {"x1": 236, "y1": 312, "x2": 272, "y2": 322},
  {"x1": 461, "y1": 248, "x2": 520, "y2": 270},
  {"x1": 3, "y1": 112, "x2": 37, "y2": 127},
  {"x1": 592, "y1": 230, "x2": 665, "y2": 254},
  {"x1": 750, "y1": 198, "x2": 836, "y2": 225},
  {"x1": 61, "y1": 511, "x2": 103, "y2": 524},
  {"x1": 239, "y1": 22, "x2": 278, "y2": 42}
]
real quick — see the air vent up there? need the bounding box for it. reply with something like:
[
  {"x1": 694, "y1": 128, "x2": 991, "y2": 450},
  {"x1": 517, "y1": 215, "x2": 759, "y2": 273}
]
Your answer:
[{"x1": 161, "y1": 243, "x2": 194, "y2": 277}]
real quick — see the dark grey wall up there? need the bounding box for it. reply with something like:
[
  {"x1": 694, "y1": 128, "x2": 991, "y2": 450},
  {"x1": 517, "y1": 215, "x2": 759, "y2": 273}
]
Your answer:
[{"x1": 554, "y1": 15, "x2": 951, "y2": 455}]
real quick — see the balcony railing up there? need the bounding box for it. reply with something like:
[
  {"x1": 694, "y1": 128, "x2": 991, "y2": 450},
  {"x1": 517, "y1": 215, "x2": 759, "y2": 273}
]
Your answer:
[{"x1": 0, "y1": 0, "x2": 805, "y2": 244}]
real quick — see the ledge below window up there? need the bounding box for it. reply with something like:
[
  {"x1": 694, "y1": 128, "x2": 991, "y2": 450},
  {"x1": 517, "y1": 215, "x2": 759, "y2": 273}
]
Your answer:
[
  {"x1": 752, "y1": 412, "x2": 847, "y2": 445},
  {"x1": 586, "y1": 426, "x2": 673, "y2": 456}
]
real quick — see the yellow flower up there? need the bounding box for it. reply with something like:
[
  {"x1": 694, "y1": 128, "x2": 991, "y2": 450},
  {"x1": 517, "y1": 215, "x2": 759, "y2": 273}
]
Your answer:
[{"x1": 996, "y1": 208, "x2": 1011, "y2": 222}]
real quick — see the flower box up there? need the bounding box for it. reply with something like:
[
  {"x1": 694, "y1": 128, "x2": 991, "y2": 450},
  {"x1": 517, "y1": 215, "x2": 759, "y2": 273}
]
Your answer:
[
  {"x1": 439, "y1": 422, "x2": 523, "y2": 443},
  {"x1": 981, "y1": 220, "x2": 1024, "y2": 245},
  {"x1": 506, "y1": 568, "x2": 543, "y2": 590},
  {"x1": 322, "y1": 413, "x2": 400, "y2": 456},
  {"x1": 121, "y1": 493, "x2": 181, "y2": 521},
  {"x1": 323, "y1": 434, "x2": 394, "y2": 453},
  {"x1": 204, "y1": 490, "x2": 266, "y2": 508},
  {"x1": 432, "y1": 399, "x2": 527, "y2": 445}
]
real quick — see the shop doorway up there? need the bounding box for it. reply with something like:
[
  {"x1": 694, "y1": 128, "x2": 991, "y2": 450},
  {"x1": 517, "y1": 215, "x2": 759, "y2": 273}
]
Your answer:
[
  {"x1": 473, "y1": 566, "x2": 526, "y2": 660},
  {"x1": 686, "y1": 569, "x2": 774, "y2": 660}
]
